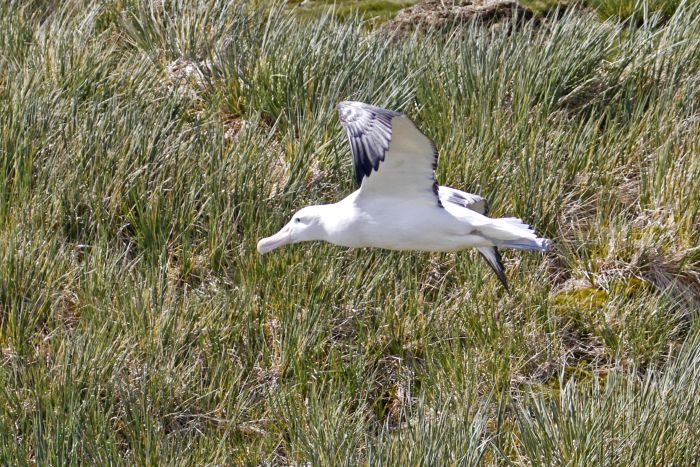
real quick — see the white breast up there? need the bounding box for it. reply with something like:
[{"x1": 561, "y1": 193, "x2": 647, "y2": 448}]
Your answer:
[{"x1": 325, "y1": 192, "x2": 480, "y2": 252}]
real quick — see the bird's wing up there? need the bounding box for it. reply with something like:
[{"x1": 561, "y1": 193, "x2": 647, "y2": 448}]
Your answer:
[
  {"x1": 337, "y1": 101, "x2": 440, "y2": 206},
  {"x1": 438, "y1": 186, "x2": 488, "y2": 215}
]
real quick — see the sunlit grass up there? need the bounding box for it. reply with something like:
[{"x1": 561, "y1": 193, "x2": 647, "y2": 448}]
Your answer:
[
  {"x1": 292, "y1": 0, "x2": 419, "y2": 25},
  {"x1": 587, "y1": 0, "x2": 686, "y2": 20},
  {"x1": 1, "y1": 0, "x2": 699, "y2": 463},
  {"x1": 289, "y1": 0, "x2": 688, "y2": 24}
]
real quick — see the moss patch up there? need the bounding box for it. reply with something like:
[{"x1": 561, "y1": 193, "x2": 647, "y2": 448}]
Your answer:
[{"x1": 552, "y1": 287, "x2": 609, "y2": 312}]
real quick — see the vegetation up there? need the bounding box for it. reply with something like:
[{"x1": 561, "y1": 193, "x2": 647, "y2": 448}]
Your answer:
[
  {"x1": 290, "y1": 0, "x2": 692, "y2": 22},
  {"x1": 291, "y1": 0, "x2": 419, "y2": 25},
  {"x1": 585, "y1": 0, "x2": 687, "y2": 20},
  {"x1": 1, "y1": 0, "x2": 699, "y2": 463}
]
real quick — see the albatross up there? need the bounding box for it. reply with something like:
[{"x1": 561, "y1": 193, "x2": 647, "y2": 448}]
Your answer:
[{"x1": 257, "y1": 101, "x2": 551, "y2": 291}]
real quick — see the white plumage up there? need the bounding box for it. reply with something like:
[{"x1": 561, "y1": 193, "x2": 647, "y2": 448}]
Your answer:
[{"x1": 257, "y1": 101, "x2": 551, "y2": 290}]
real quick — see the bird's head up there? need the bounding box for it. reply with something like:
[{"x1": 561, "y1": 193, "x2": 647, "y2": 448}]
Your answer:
[{"x1": 257, "y1": 205, "x2": 326, "y2": 254}]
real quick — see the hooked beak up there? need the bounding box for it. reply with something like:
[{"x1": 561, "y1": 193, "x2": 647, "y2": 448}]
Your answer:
[{"x1": 257, "y1": 227, "x2": 291, "y2": 254}]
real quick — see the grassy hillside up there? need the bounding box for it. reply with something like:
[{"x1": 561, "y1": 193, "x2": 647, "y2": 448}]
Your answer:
[{"x1": 1, "y1": 0, "x2": 700, "y2": 463}]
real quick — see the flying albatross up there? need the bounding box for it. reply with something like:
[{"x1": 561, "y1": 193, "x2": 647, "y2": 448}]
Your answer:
[{"x1": 257, "y1": 101, "x2": 551, "y2": 291}]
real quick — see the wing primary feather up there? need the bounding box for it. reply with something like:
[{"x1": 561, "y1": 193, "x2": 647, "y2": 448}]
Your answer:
[
  {"x1": 367, "y1": 134, "x2": 384, "y2": 168},
  {"x1": 359, "y1": 134, "x2": 379, "y2": 170},
  {"x1": 358, "y1": 136, "x2": 373, "y2": 177},
  {"x1": 476, "y1": 246, "x2": 510, "y2": 293},
  {"x1": 348, "y1": 133, "x2": 368, "y2": 183}
]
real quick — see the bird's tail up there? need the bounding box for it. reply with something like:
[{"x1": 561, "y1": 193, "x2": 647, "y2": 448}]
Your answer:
[
  {"x1": 484, "y1": 217, "x2": 552, "y2": 252},
  {"x1": 499, "y1": 237, "x2": 552, "y2": 251},
  {"x1": 474, "y1": 218, "x2": 551, "y2": 292}
]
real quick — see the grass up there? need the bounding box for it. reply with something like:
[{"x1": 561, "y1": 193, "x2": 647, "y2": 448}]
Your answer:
[
  {"x1": 1, "y1": 0, "x2": 700, "y2": 463},
  {"x1": 288, "y1": 0, "x2": 692, "y2": 24},
  {"x1": 291, "y1": 0, "x2": 420, "y2": 25},
  {"x1": 586, "y1": 0, "x2": 688, "y2": 20}
]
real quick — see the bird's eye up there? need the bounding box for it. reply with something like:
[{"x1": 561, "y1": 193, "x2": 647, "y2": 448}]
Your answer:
[{"x1": 295, "y1": 217, "x2": 301, "y2": 223}]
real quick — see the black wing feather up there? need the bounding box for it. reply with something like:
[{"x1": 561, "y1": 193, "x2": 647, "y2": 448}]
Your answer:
[
  {"x1": 337, "y1": 101, "x2": 441, "y2": 208},
  {"x1": 338, "y1": 102, "x2": 402, "y2": 185},
  {"x1": 477, "y1": 247, "x2": 510, "y2": 293}
]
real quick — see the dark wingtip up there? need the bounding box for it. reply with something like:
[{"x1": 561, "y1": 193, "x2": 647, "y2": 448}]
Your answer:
[
  {"x1": 493, "y1": 248, "x2": 510, "y2": 294},
  {"x1": 478, "y1": 247, "x2": 510, "y2": 293}
]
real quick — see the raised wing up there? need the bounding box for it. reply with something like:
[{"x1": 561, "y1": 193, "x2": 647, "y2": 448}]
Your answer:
[
  {"x1": 337, "y1": 101, "x2": 439, "y2": 205},
  {"x1": 438, "y1": 186, "x2": 488, "y2": 215}
]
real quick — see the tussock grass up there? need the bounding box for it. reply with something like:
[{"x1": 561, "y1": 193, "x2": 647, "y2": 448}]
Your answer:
[{"x1": 1, "y1": 0, "x2": 699, "y2": 463}]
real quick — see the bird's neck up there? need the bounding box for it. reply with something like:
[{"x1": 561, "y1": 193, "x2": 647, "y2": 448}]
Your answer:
[{"x1": 315, "y1": 194, "x2": 364, "y2": 246}]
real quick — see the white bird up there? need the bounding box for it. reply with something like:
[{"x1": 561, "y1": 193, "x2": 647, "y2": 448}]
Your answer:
[{"x1": 257, "y1": 101, "x2": 551, "y2": 291}]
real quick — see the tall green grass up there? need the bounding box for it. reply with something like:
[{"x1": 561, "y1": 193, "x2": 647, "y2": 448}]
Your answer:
[{"x1": 1, "y1": 0, "x2": 699, "y2": 463}]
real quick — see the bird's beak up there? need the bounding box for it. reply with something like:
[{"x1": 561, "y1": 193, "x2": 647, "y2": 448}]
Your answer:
[{"x1": 257, "y1": 227, "x2": 291, "y2": 254}]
